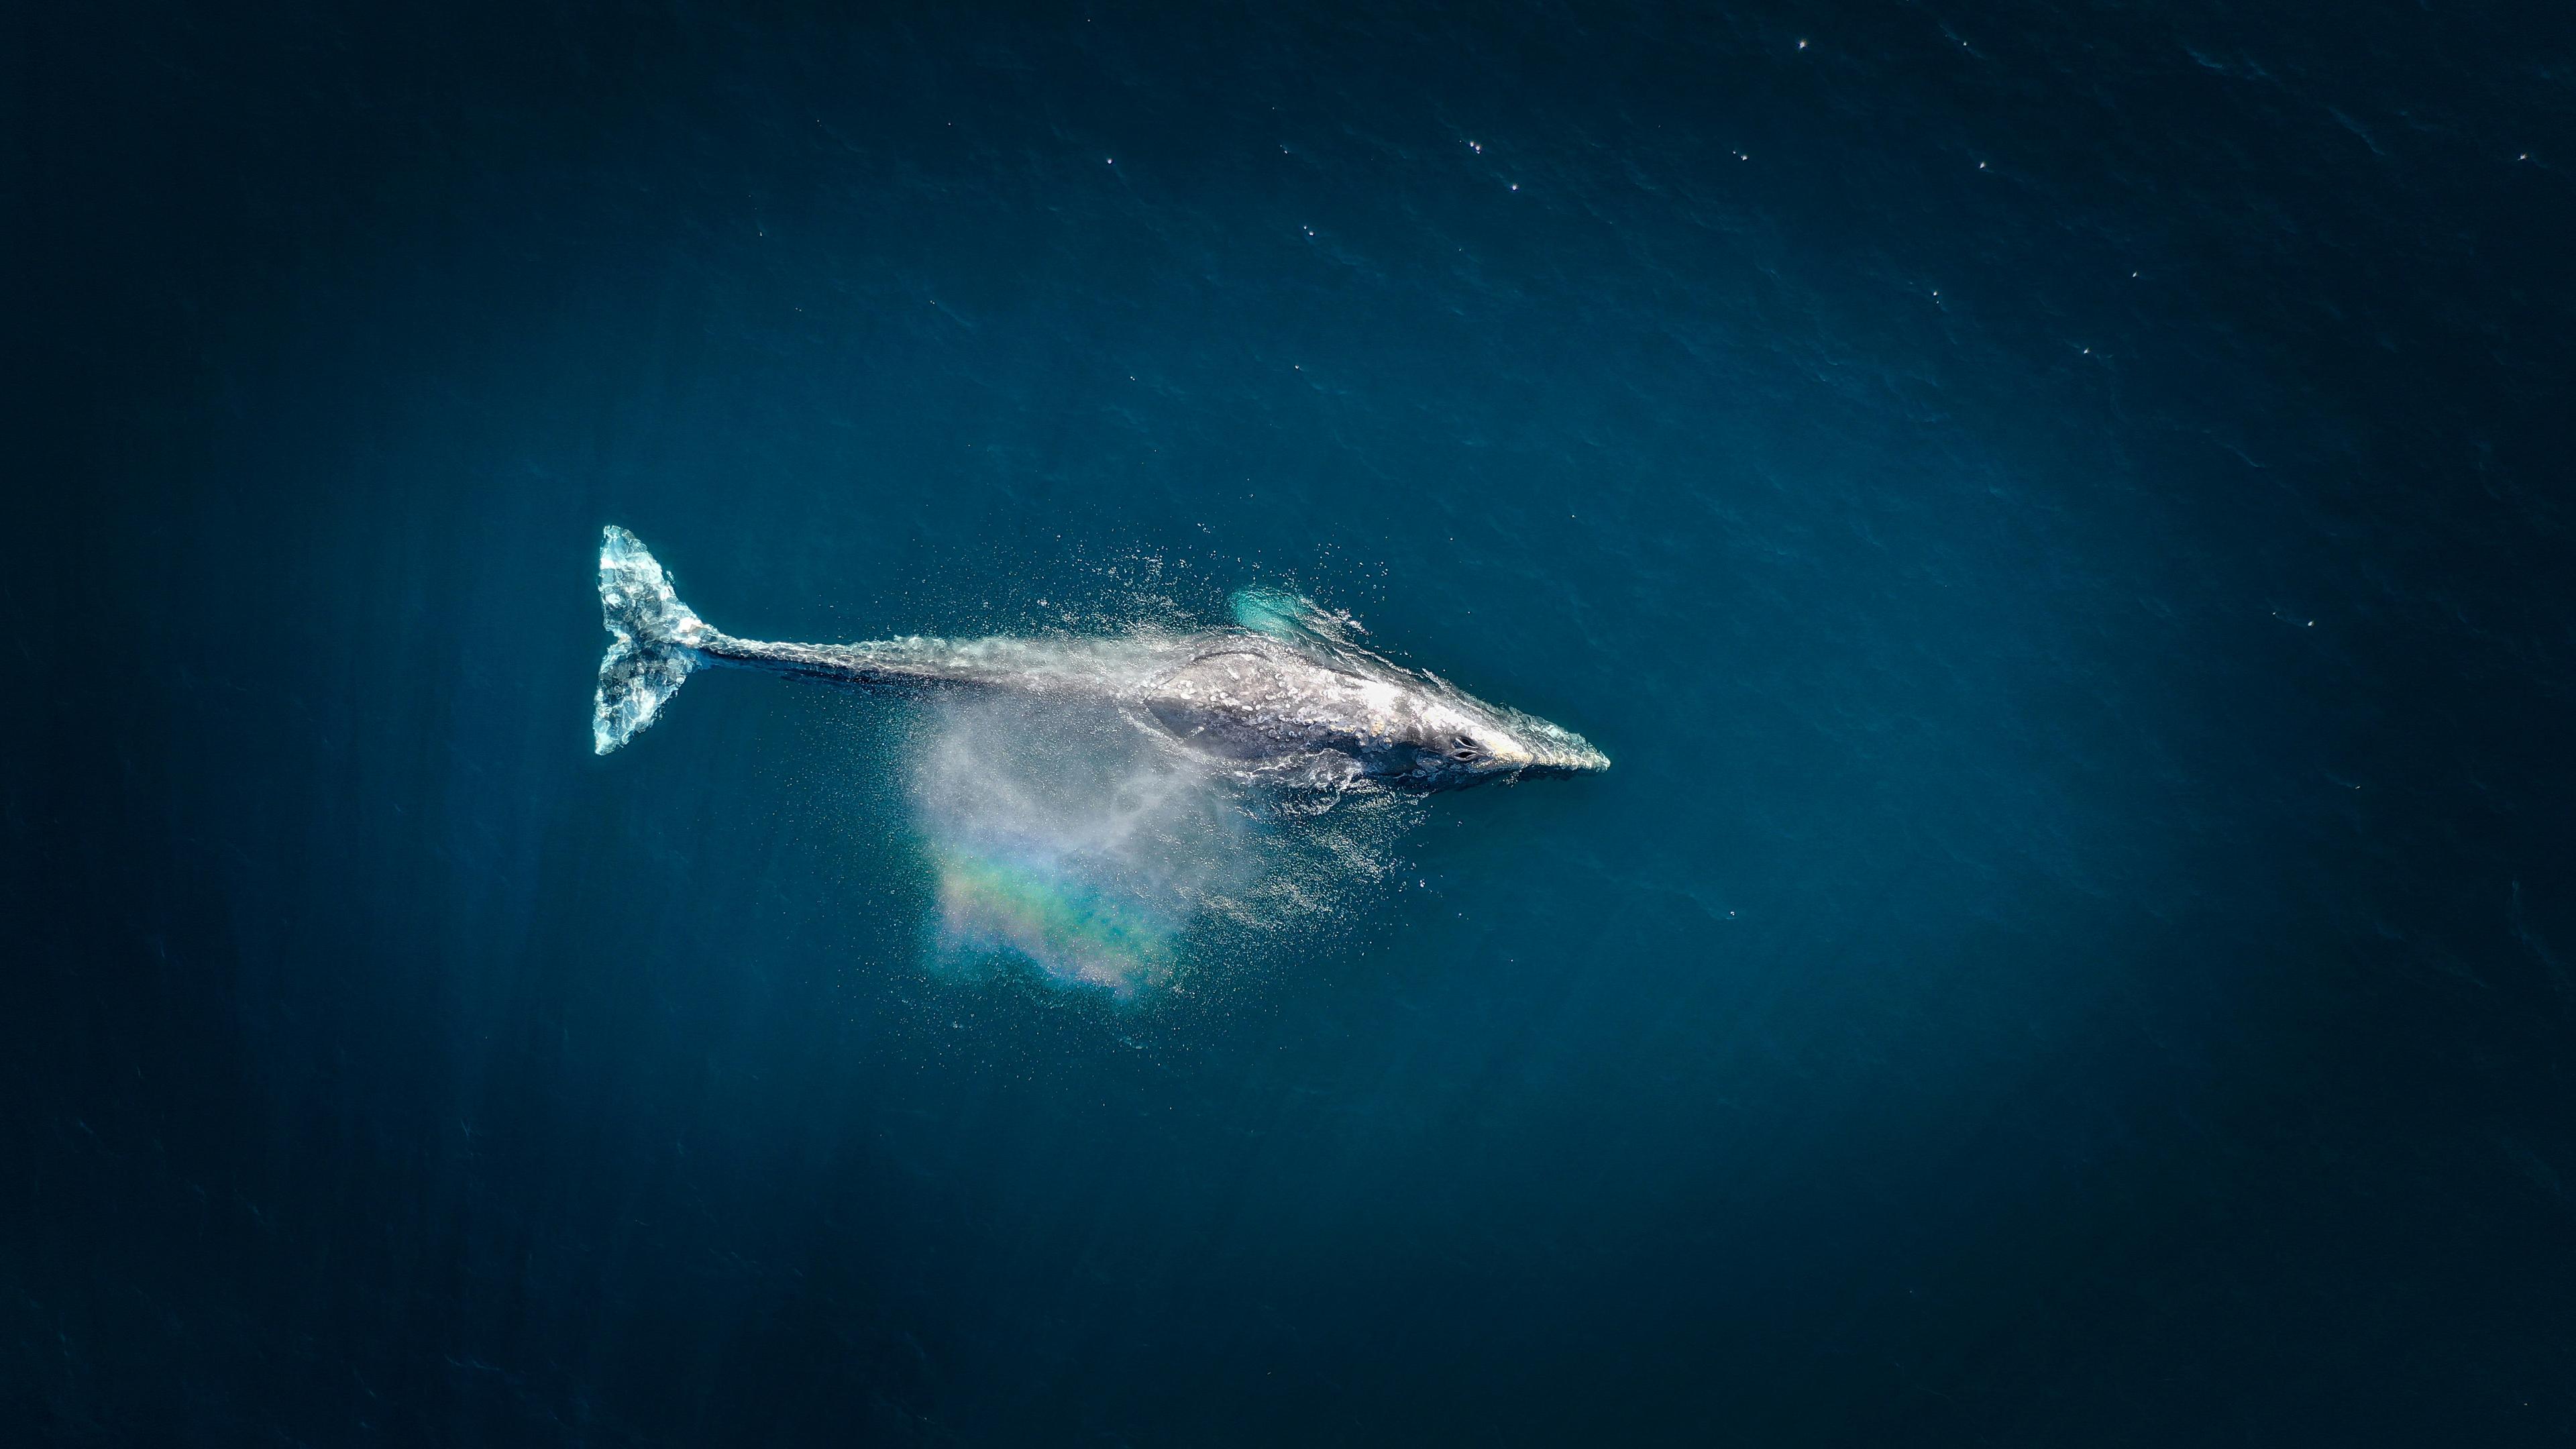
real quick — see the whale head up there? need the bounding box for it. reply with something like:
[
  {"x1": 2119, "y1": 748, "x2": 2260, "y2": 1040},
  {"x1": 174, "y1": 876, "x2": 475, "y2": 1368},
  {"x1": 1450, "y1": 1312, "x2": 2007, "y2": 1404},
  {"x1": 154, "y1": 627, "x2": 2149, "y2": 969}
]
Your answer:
[{"x1": 1401, "y1": 691, "x2": 1611, "y2": 790}]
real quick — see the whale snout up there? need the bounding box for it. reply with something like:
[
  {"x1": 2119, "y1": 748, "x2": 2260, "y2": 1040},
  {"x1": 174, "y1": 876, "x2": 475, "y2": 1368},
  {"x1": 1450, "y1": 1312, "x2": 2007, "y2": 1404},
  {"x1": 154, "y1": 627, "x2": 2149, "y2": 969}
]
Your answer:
[
  {"x1": 1550, "y1": 739, "x2": 1613, "y2": 773},
  {"x1": 1520, "y1": 741, "x2": 1610, "y2": 776},
  {"x1": 1499, "y1": 714, "x2": 1609, "y2": 777}
]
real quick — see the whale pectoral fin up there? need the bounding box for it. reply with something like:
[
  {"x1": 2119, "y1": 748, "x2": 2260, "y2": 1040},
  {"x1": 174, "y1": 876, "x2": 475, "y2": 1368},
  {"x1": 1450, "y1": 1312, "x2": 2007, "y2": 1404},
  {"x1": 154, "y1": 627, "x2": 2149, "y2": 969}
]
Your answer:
[
  {"x1": 1229, "y1": 586, "x2": 1371, "y2": 656},
  {"x1": 1230, "y1": 586, "x2": 1315, "y2": 641}
]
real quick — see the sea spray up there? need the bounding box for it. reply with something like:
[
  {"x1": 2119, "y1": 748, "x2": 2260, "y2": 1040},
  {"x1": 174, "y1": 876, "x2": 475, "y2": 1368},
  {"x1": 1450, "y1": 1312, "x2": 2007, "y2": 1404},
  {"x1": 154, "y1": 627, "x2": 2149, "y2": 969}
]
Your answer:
[
  {"x1": 903, "y1": 689, "x2": 1420, "y2": 996},
  {"x1": 907, "y1": 692, "x2": 1255, "y2": 995}
]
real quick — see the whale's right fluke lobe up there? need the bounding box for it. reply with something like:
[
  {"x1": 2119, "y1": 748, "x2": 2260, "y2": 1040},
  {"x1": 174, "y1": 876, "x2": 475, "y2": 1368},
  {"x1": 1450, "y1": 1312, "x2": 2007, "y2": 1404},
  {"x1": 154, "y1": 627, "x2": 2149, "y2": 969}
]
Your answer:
[{"x1": 593, "y1": 526, "x2": 708, "y2": 755}]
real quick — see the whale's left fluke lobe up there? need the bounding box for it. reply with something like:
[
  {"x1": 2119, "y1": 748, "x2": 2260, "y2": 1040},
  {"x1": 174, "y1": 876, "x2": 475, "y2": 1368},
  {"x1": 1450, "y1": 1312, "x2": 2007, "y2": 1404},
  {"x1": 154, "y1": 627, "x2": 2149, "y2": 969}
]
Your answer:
[{"x1": 593, "y1": 526, "x2": 707, "y2": 754}]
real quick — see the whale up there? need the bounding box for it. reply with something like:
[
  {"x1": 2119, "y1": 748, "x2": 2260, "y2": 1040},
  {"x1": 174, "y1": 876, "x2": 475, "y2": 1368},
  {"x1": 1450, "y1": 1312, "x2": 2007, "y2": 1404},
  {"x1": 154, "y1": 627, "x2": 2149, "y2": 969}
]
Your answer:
[{"x1": 590, "y1": 527, "x2": 1608, "y2": 791}]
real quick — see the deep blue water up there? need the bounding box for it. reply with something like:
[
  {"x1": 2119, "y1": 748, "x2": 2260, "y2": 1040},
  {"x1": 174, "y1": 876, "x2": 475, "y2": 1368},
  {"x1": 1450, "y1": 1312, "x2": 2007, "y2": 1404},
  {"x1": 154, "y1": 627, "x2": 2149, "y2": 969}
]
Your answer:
[{"x1": 11, "y1": 2, "x2": 2575, "y2": 1443}]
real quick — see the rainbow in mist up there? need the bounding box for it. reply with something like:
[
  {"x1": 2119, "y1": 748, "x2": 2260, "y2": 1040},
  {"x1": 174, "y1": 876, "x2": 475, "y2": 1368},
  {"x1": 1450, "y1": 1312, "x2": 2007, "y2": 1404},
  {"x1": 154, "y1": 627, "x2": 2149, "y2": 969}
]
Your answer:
[{"x1": 928, "y1": 844, "x2": 1180, "y2": 996}]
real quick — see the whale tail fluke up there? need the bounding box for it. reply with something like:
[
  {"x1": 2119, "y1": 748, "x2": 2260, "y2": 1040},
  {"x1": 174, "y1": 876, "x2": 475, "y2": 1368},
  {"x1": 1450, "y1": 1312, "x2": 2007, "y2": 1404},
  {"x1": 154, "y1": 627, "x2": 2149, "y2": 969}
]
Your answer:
[{"x1": 594, "y1": 526, "x2": 709, "y2": 755}]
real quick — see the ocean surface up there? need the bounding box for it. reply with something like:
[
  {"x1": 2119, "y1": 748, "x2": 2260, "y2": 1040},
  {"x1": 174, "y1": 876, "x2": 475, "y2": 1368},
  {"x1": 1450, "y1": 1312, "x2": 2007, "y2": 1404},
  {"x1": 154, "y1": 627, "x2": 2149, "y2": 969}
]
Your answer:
[{"x1": 10, "y1": 2, "x2": 2575, "y2": 1443}]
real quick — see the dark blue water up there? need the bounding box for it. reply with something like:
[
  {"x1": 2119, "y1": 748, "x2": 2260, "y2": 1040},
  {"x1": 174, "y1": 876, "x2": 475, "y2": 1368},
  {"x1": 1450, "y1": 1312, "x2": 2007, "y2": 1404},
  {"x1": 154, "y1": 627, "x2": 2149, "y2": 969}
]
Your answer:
[{"x1": 11, "y1": 2, "x2": 2575, "y2": 1442}]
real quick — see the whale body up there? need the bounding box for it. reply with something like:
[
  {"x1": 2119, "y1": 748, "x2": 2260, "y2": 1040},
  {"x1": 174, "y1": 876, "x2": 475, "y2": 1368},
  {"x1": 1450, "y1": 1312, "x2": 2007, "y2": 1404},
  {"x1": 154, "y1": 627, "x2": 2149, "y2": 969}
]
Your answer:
[{"x1": 590, "y1": 526, "x2": 1607, "y2": 790}]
